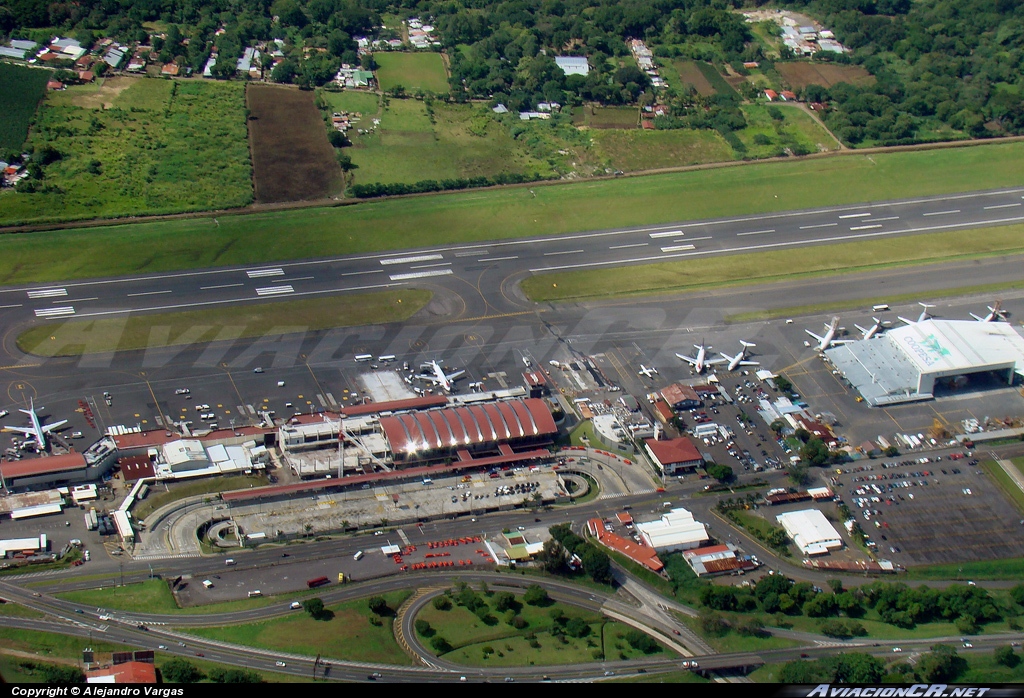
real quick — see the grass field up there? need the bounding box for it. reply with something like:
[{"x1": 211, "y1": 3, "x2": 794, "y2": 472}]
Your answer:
[
  {"x1": 572, "y1": 105, "x2": 639, "y2": 129},
  {"x1": 905, "y1": 556, "x2": 1024, "y2": 581},
  {"x1": 318, "y1": 89, "x2": 381, "y2": 117},
  {"x1": 735, "y1": 103, "x2": 840, "y2": 157},
  {"x1": 590, "y1": 128, "x2": 735, "y2": 171},
  {"x1": 0, "y1": 601, "x2": 45, "y2": 618},
  {"x1": 776, "y1": 62, "x2": 875, "y2": 90},
  {"x1": 374, "y1": 52, "x2": 449, "y2": 93},
  {"x1": 695, "y1": 61, "x2": 738, "y2": 97},
  {"x1": 2, "y1": 141, "x2": 1024, "y2": 284},
  {"x1": 17, "y1": 289, "x2": 433, "y2": 357},
  {"x1": 57, "y1": 578, "x2": 180, "y2": 613},
  {"x1": 0, "y1": 63, "x2": 52, "y2": 150},
  {"x1": 521, "y1": 222, "x2": 1024, "y2": 302},
  {"x1": 190, "y1": 590, "x2": 415, "y2": 665},
  {"x1": 0, "y1": 78, "x2": 252, "y2": 226},
  {"x1": 608, "y1": 669, "x2": 710, "y2": 683},
  {"x1": 675, "y1": 613, "x2": 803, "y2": 654},
  {"x1": 672, "y1": 61, "x2": 718, "y2": 96},
  {"x1": 131, "y1": 473, "x2": 268, "y2": 521},
  {"x1": 346, "y1": 100, "x2": 549, "y2": 186}
]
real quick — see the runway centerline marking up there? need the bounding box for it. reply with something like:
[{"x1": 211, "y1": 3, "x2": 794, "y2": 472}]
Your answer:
[
  {"x1": 838, "y1": 213, "x2": 871, "y2": 219},
  {"x1": 849, "y1": 224, "x2": 883, "y2": 231},
  {"x1": 984, "y1": 203, "x2": 1021, "y2": 210},
  {"x1": 543, "y1": 249, "x2": 585, "y2": 256},
  {"x1": 379, "y1": 254, "x2": 444, "y2": 265},
  {"x1": 340, "y1": 270, "x2": 384, "y2": 276},
  {"x1": 799, "y1": 223, "x2": 839, "y2": 230},
  {"x1": 127, "y1": 290, "x2": 172, "y2": 297},
  {"x1": 736, "y1": 229, "x2": 775, "y2": 237},
  {"x1": 388, "y1": 269, "x2": 454, "y2": 281},
  {"x1": 200, "y1": 283, "x2": 244, "y2": 290},
  {"x1": 608, "y1": 243, "x2": 649, "y2": 249},
  {"x1": 0, "y1": 304, "x2": 23, "y2": 309},
  {"x1": 275, "y1": 275, "x2": 314, "y2": 282},
  {"x1": 410, "y1": 262, "x2": 452, "y2": 269},
  {"x1": 477, "y1": 256, "x2": 519, "y2": 262},
  {"x1": 922, "y1": 209, "x2": 960, "y2": 216},
  {"x1": 58, "y1": 297, "x2": 98, "y2": 303}
]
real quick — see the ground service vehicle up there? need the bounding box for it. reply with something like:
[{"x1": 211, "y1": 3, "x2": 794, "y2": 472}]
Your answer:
[
  {"x1": 307, "y1": 576, "x2": 330, "y2": 589},
  {"x1": 353, "y1": 550, "x2": 364, "y2": 561}
]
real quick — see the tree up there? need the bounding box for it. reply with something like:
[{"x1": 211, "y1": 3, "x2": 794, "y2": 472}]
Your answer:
[
  {"x1": 208, "y1": 668, "x2": 263, "y2": 683},
  {"x1": 705, "y1": 463, "x2": 733, "y2": 482},
  {"x1": 493, "y1": 592, "x2": 517, "y2": 613},
  {"x1": 327, "y1": 130, "x2": 348, "y2": 148},
  {"x1": 524, "y1": 584, "x2": 550, "y2": 606},
  {"x1": 432, "y1": 595, "x2": 452, "y2": 611},
  {"x1": 367, "y1": 596, "x2": 390, "y2": 616},
  {"x1": 698, "y1": 609, "x2": 730, "y2": 637},
  {"x1": 995, "y1": 645, "x2": 1020, "y2": 668},
  {"x1": 162, "y1": 658, "x2": 205, "y2": 683},
  {"x1": 39, "y1": 664, "x2": 85, "y2": 684},
  {"x1": 624, "y1": 629, "x2": 659, "y2": 653},
  {"x1": 801, "y1": 437, "x2": 831, "y2": 466},
  {"x1": 414, "y1": 618, "x2": 434, "y2": 637},
  {"x1": 581, "y1": 546, "x2": 612, "y2": 585},
  {"x1": 271, "y1": 60, "x2": 297, "y2": 83},
  {"x1": 917, "y1": 645, "x2": 966, "y2": 683},
  {"x1": 302, "y1": 597, "x2": 325, "y2": 618},
  {"x1": 774, "y1": 376, "x2": 793, "y2": 392},
  {"x1": 565, "y1": 617, "x2": 590, "y2": 638},
  {"x1": 430, "y1": 636, "x2": 453, "y2": 654}
]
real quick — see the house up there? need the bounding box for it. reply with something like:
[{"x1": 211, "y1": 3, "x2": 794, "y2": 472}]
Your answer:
[
  {"x1": 635, "y1": 507, "x2": 709, "y2": 552},
  {"x1": 641, "y1": 120, "x2": 655, "y2": 130},
  {"x1": 46, "y1": 80, "x2": 64, "y2": 91},
  {"x1": 780, "y1": 90, "x2": 797, "y2": 101},
  {"x1": 10, "y1": 39, "x2": 38, "y2": 52},
  {"x1": 161, "y1": 63, "x2": 179, "y2": 76},
  {"x1": 660, "y1": 383, "x2": 701, "y2": 411},
  {"x1": 86, "y1": 661, "x2": 157, "y2": 684},
  {"x1": 78, "y1": 70, "x2": 95, "y2": 82},
  {"x1": 644, "y1": 436, "x2": 704, "y2": 475},
  {"x1": 103, "y1": 47, "x2": 125, "y2": 68},
  {"x1": 0, "y1": 46, "x2": 27, "y2": 59},
  {"x1": 537, "y1": 101, "x2": 560, "y2": 112},
  {"x1": 743, "y1": 61, "x2": 759, "y2": 69},
  {"x1": 492, "y1": 103, "x2": 508, "y2": 114},
  {"x1": 554, "y1": 56, "x2": 589, "y2": 76},
  {"x1": 764, "y1": 89, "x2": 778, "y2": 101}
]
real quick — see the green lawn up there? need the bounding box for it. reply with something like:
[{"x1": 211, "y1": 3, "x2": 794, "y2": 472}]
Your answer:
[
  {"x1": 57, "y1": 578, "x2": 180, "y2": 613},
  {"x1": 675, "y1": 612, "x2": 804, "y2": 653},
  {"x1": 572, "y1": 105, "x2": 639, "y2": 128},
  {"x1": 735, "y1": 103, "x2": 840, "y2": 157},
  {"x1": 0, "y1": 78, "x2": 252, "y2": 226},
  {"x1": 346, "y1": 100, "x2": 549, "y2": 187},
  {"x1": 607, "y1": 669, "x2": 710, "y2": 683},
  {"x1": 905, "y1": 557, "x2": 1024, "y2": 581},
  {"x1": 130, "y1": 474, "x2": 269, "y2": 522},
  {"x1": 0, "y1": 601, "x2": 45, "y2": 619},
  {"x1": 17, "y1": 289, "x2": 433, "y2": 357},
  {"x1": 522, "y1": 222, "x2": 1024, "y2": 302},
  {"x1": 591, "y1": 128, "x2": 735, "y2": 172},
  {"x1": 190, "y1": 590, "x2": 414, "y2": 665},
  {"x1": 318, "y1": 89, "x2": 381, "y2": 117},
  {"x1": 2, "y1": 141, "x2": 1024, "y2": 284},
  {"x1": 567, "y1": 420, "x2": 635, "y2": 460},
  {"x1": 0, "y1": 63, "x2": 50, "y2": 151},
  {"x1": 374, "y1": 52, "x2": 449, "y2": 93}
]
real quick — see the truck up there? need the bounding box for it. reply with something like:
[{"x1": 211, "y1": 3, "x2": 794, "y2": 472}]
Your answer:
[
  {"x1": 306, "y1": 576, "x2": 330, "y2": 589},
  {"x1": 137, "y1": 483, "x2": 150, "y2": 500}
]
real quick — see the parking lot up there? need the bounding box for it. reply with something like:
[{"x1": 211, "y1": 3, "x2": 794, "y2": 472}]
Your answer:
[{"x1": 833, "y1": 454, "x2": 1024, "y2": 566}]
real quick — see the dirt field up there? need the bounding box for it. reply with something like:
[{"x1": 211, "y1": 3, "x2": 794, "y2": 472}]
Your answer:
[
  {"x1": 776, "y1": 62, "x2": 875, "y2": 90},
  {"x1": 572, "y1": 105, "x2": 638, "y2": 129},
  {"x1": 673, "y1": 60, "x2": 717, "y2": 97},
  {"x1": 247, "y1": 84, "x2": 342, "y2": 203},
  {"x1": 47, "y1": 76, "x2": 135, "y2": 109}
]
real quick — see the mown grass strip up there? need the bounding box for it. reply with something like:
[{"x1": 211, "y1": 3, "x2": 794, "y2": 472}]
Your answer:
[
  {"x1": 2, "y1": 142, "x2": 1024, "y2": 284},
  {"x1": 17, "y1": 290, "x2": 432, "y2": 357},
  {"x1": 904, "y1": 556, "x2": 1024, "y2": 581},
  {"x1": 979, "y1": 460, "x2": 1024, "y2": 516},
  {"x1": 522, "y1": 223, "x2": 1024, "y2": 302}
]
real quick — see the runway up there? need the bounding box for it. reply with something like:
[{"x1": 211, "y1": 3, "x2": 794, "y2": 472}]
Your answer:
[{"x1": 1, "y1": 186, "x2": 1023, "y2": 325}]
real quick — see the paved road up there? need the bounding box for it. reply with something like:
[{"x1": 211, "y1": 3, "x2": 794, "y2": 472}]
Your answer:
[{"x1": 3, "y1": 187, "x2": 1024, "y2": 325}]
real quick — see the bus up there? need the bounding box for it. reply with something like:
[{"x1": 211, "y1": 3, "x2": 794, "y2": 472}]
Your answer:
[
  {"x1": 306, "y1": 576, "x2": 330, "y2": 589},
  {"x1": 378, "y1": 355, "x2": 396, "y2": 363},
  {"x1": 354, "y1": 354, "x2": 373, "y2": 363}
]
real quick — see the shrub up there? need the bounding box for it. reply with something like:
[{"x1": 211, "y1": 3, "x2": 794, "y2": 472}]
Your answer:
[
  {"x1": 432, "y1": 596, "x2": 452, "y2": 611},
  {"x1": 430, "y1": 636, "x2": 453, "y2": 654}
]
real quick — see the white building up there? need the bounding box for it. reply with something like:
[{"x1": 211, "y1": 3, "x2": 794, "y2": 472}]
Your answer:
[
  {"x1": 555, "y1": 56, "x2": 589, "y2": 76},
  {"x1": 635, "y1": 507, "x2": 709, "y2": 552},
  {"x1": 776, "y1": 508, "x2": 843, "y2": 556}
]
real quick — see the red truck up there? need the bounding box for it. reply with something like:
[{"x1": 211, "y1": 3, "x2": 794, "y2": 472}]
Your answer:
[{"x1": 306, "y1": 576, "x2": 330, "y2": 589}]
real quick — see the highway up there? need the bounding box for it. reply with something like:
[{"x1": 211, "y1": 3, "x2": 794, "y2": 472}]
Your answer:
[{"x1": 2, "y1": 187, "x2": 1024, "y2": 323}]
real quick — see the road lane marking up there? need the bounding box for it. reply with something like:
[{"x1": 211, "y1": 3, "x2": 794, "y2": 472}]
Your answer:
[
  {"x1": 839, "y1": 213, "x2": 871, "y2": 219},
  {"x1": 27, "y1": 288, "x2": 67, "y2": 299},
  {"x1": 35, "y1": 306, "x2": 75, "y2": 318},
  {"x1": 608, "y1": 243, "x2": 649, "y2": 249},
  {"x1": 984, "y1": 203, "x2": 1022, "y2": 210},
  {"x1": 379, "y1": 254, "x2": 443, "y2": 265},
  {"x1": 477, "y1": 256, "x2": 519, "y2": 262},
  {"x1": 648, "y1": 230, "x2": 684, "y2": 239},
  {"x1": 255, "y1": 285, "x2": 295, "y2": 296},
  {"x1": 0, "y1": 304, "x2": 23, "y2": 309},
  {"x1": 247, "y1": 268, "x2": 284, "y2": 278},
  {"x1": 660, "y1": 244, "x2": 696, "y2": 252},
  {"x1": 736, "y1": 229, "x2": 775, "y2": 237},
  {"x1": 388, "y1": 269, "x2": 454, "y2": 281},
  {"x1": 799, "y1": 223, "x2": 839, "y2": 230},
  {"x1": 127, "y1": 290, "x2": 172, "y2": 297},
  {"x1": 922, "y1": 209, "x2": 960, "y2": 216},
  {"x1": 543, "y1": 249, "x2": 585, "y2": 256},
  {"x1": 849, "y1": 224, "x2": 883, "y2": 231},
  {"x1": 200, "y1": 283, "x2": 244, "y2": 290}
]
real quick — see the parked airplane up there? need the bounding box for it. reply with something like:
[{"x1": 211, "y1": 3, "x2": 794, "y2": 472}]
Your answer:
[
  {"x1": 719, "y1": 341, "x2": 760, "y2": 372},
  {"x1": 854, "y1": 317, "x2": 888, "y2": 340},
  {"x1": 899, "y1": 302, "x2": 936, "y2": 325},
  {"x1": 638, "y1": 365, "x2": 659, "y2": 379},
  {"x1": 805, "y1": 317, "x2": 851, "y2": 352},
  {"x1": 3, "y1": 398, "x2": 67, "y2": 451},
  {"x1": 677, "y1": 341, "x2": 725, "y2": 374},
  {"x1": 417, "y1": 360, "x2": 465, "y2": 393},
  {"x1": 970, "y1": 301, "x2": 1006, "y2": 323}
]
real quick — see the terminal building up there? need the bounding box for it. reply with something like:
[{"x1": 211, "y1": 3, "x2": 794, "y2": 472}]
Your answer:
[{"x1": 825, "y1": 319, "x2": 1024, "y2": 406}]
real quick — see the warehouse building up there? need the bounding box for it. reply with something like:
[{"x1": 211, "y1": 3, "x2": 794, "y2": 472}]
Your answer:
[
  {"x1": 776, "y1": 508, "x2": 843, "y2": 556},
  {"x1": 635, "y1": 507, "x2": 709, "y2": 552},
  {"x1": 825, "y1": 319, "x2": 1024, "y2": 406}
]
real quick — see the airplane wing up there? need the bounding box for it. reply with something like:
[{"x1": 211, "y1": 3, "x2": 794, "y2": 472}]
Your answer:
[
  {"x1": 897, "y1": 317, "x2": 915, "y2": 325},
  {"x1": 805, "y1": 330, "x2": 825, "y2": 343},
  {"x1": 417, "y1": 373, "x2": 443, "y2": 384},
  {"x1": 3, "y1": 426, "x2": 36, "y2": 436},
  {"x1": 706, "y1": 357, "x2": 727, "y2": 365},
  {"x1": 676, "y1": 353, "x2": 698, "y2": 366},
  {"x1": 738, "y1": 360, "x2": 760, "y2": 366},
  {"x1": 40, "y1": 420, "x2": 67, "y2": 433},
  {"x1": 444, "y1": 370, "x2": 465, "y2": 381},
  {"x1": 969, "y1": 313, "x2": 985, "y2": 322}
]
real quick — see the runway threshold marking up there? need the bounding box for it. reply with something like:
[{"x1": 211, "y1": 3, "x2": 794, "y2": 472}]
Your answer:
[
  {"x1": 34, "y1": 306, "x2": 75, "y2": 318},
  {"x1": 660, "y1": 244, "x2": 696, "y2": 253},
  {"x1": 649, "y1": 230, "x2": 684, "y2": 239},
  {"x1": 27, "y1": 288, "x2": 67, "y2": 299},
  {"x1": 255, "y1": 285, "x2": 295, "y2": 296},
  {"x1": 247, "y1": 268, "x2": 285, "y2": 278},
  {"x1": 379, "y1": 254, "x2": 444, "y2": 265}
]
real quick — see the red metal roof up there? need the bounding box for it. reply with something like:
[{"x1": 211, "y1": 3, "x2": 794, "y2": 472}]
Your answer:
[
  {"x1": 683, "y1": 543, "x2": 732, "y2": 558},
  {"x1": 86, "y1": 661, "x2": 156, "y2": 684},
  {"x1": 645, "y1": 437, "x2": 703, "y2": 466},
  {"x1": 0, "y1": 453, "x2": 87, "y2": 479},
  {"x1": 660, "y1": 383, "x2": 701, "y2": 407},
  {"x1": 340, "y1": 396, "x2": 447, "y2": 417},
  {"x1": 380, "y1": 399, "x2": 556, "y2": 456},
  {"x1": 522, "y1": 371, "x2": 547, "y2": 387},
  {"x1": 588, "y1": 518, "x2": 663, "y2": 572}
]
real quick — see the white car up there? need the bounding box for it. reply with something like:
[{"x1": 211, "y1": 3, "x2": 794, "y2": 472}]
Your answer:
[
  {"x1": 254, "y1": 367, "x2": 264, "y2": 374},
  {"x1": 175, "y1": 388, "x2": 190, "y2": 395},
  {"x1": 275, "y1": 661, "x2": 286, "y2": 667},
  {"x1": 892, "y1": 647, "x2": 902, "y2": 653},
  {"x1": 0, "y1": 410, "x2": 8, "y2": 418}
]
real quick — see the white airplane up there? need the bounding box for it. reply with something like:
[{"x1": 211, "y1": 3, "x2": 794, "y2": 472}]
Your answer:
[
  {"x1": 719, "y1": 341, "x2": 759, "y2": 372},
  {"x1": 3, "y1": 398, "x2": 67, "y2": 451},
  {"x1": 805, "y1": 316, "x2": 852, "y2": 351},
  {"x1": 970, "y1": 301, "x2": 1005, "y2": 323},
  {"x1": 854, "y1": 317, "x2": 887, "y2": 340},
  {"x1": 417, "y1": 360, "x2": 465, "y2": 393},
  {"x1": 677, "y1": 341, "x2": 725, "y2": 374},
  {"x1": 899, "y1": 302, "x2": 936, "y2": 325},
  {"x1": 638, "y1": 365, "x2": 658, "y2": 379}
]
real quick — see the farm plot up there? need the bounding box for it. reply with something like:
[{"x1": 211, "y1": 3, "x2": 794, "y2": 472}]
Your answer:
[
  {"x1": 375, "y1": 52, "x2": 449, "y2": 94},
  {"x1": 735, "y1": 104, "x2": 840, "y2": 157},
  {"x1": 776, "y1": 62, "x2": 875, "y2": 90},
  {"x1": 671, "y1": 60, "x2": 718, "y2": 97},
  {"x1": 0, "y1": 78, "x2": 252, "y2": 226},
  {"x1": 345, "y1": 100, "x2": 548, "y2": 186},
  {"x1": 45, "y1": 76, "x2": 137, "y2": 109},
  {"x1": 248, "y1": 84, "x2": 343, "y2": 203},
  {"x1": 318, "y1": 89, "x2": 380, "y2": 118},
  {"x1": 0, "y1": 63, "x2": 50, "y2": 151},
  {"x1": 572, "y1": 105, "x2": 638, "y2": 129},
  {"x1": 591, "y1": 128, "x2": 735, "y2": 172}
]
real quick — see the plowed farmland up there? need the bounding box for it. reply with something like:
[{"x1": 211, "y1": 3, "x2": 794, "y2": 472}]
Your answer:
[
  {"x1": 776, "y1": 63, "x2": 875, "y2": 90},
  {"x1": 247, "y1": 85, "x2": 342, "y2": 203}
]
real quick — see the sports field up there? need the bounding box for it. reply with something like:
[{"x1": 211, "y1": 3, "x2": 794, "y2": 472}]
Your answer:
[
  {"x1": 374, "y1": 52, "x2": 449, "y2": 93},
  {"x1": 346, "y1": 100, "x2": 549, "y2": 186},
  {"x1": 0, "y1": 78, "x2": 252, "y2": 226},
  {"x1": 1, "y1": 141, "x2": 1023, "y2": 284}
]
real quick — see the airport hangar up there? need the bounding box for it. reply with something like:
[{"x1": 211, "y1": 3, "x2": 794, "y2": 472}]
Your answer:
[{"x1": 825, "y1": 319, "x2": 1024, "y2": 407}]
